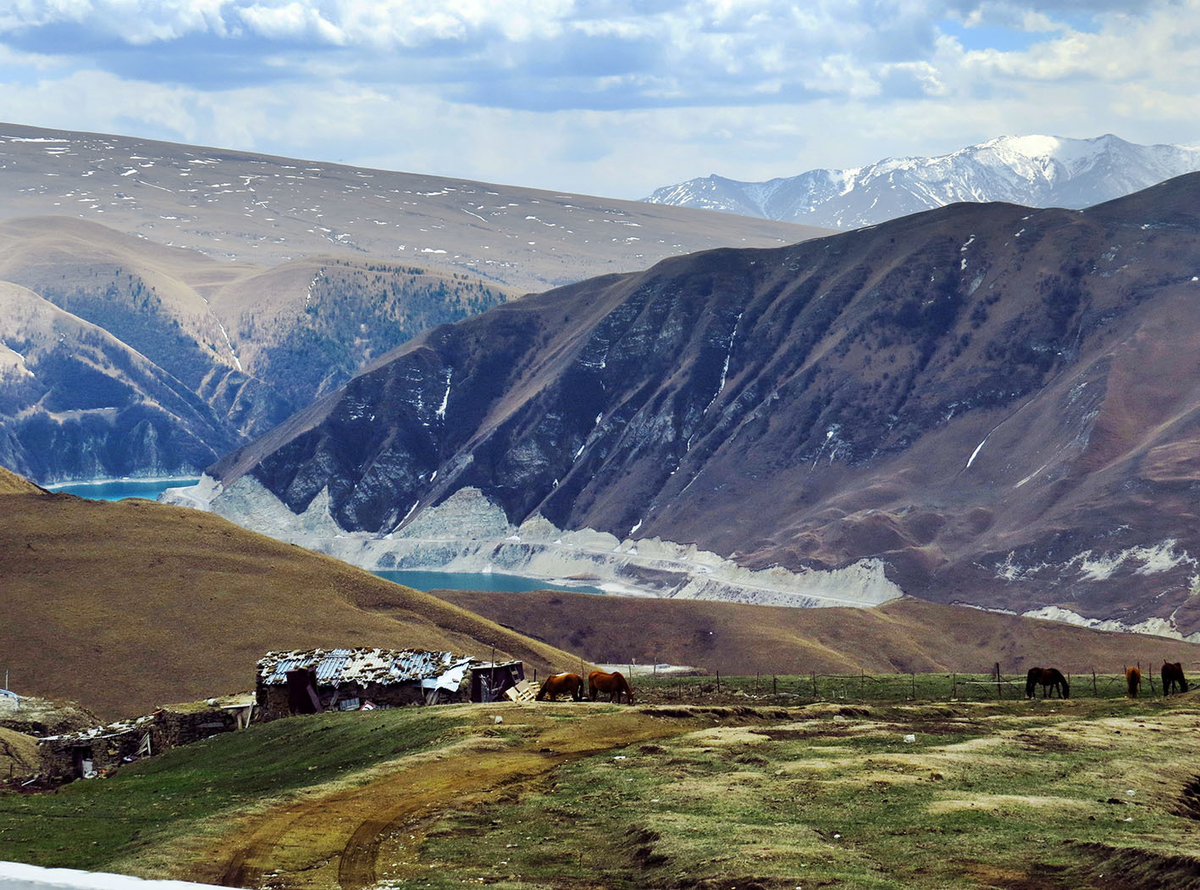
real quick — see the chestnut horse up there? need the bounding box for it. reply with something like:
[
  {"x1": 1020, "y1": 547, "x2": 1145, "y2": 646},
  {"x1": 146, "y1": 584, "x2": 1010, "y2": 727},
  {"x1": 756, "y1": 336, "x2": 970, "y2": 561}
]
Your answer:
[
  {"x1": 1126, "y1": 667, "x2": 1142, "y2": 698},
  {"x1": 1025, "y1": 667, "x2": 1069, "y2": 699},
  {"x1": 1162, "y1": 662, "x2": 1189, "y2": 695},
  {"x1": 536, "y1": 672, "x2": 584, "y2": 702},
  {"x1": 588, "y1": 670, "x2": 634, "y2": 704}
]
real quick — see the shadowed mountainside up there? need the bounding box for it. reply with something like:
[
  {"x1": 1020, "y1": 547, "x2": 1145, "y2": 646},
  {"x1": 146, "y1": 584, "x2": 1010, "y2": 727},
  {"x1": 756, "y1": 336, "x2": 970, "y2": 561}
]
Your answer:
[
  {"x1": 0, "y1": 216, "x2": 512, "y2": 482},
  {"x1": 0, "y1": 467, "x2": 579, "y2": 719},
  {"x1": 205, "y1": 172, "x2": 1200, "y2": 633}
]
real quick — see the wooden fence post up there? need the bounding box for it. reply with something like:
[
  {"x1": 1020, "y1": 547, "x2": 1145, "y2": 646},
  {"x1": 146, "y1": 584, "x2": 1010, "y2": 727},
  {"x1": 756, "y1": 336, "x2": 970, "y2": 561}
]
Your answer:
[
  {"x1": 952, "y1": 673, "x2": 957, "y2": 699},
  {"x1": 1092, "y1": 669, "x2": 1097, "y2": 697},
  {"x1": 773, "y1": 675, "x2": 777, "y2": 695},
  {"x1": 911, "y1": 672, "x2": 916, "y2": 700},
  {"x1": 995, "y1": 662, "x2": 1003, "y2": 700}
]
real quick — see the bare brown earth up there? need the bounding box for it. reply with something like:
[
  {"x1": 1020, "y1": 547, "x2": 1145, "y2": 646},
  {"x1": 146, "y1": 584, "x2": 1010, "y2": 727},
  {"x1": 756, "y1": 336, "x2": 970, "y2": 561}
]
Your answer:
[
  {"x1": 177, "y1": 704, "x2": 727, "y2": 890},
  {"x1": 0, "y1": 477, "x2": 583, "y2": 719},
  {"x1": 433, "y1": 589, "x2": 1200, "y2": 676}
]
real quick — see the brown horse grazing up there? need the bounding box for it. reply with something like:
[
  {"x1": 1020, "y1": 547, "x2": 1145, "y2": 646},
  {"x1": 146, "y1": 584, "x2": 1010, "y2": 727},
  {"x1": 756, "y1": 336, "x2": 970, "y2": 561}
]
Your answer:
[
  {"x1": 536, "y1": 672, "x2": 585, "y2": 702},
  {"x1": 588, "y1": 670, "x2": 634, "y2": 704},
  {"x1": 1162, "y1": 662, "x2": 1189, "y2": 695},
  {"x1": 1025, "y1": 667, "x2": 1070, "y2": 699},
  {"x1": 1126, "y1": 667, "x2": 1142, "y2": 698}
]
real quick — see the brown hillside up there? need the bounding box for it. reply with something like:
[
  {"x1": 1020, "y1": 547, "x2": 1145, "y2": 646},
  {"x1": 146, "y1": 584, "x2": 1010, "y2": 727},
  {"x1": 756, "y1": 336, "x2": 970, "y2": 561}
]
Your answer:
[
  {"x1": 433, "y1": 589, "x2": 1200, "y2": 677},
  {"x1": 0, "y1": 487, "x2": 582, "y2": 719},
  {"x1": 0, "y1": 466, "x2": 41, "y2": 494}
]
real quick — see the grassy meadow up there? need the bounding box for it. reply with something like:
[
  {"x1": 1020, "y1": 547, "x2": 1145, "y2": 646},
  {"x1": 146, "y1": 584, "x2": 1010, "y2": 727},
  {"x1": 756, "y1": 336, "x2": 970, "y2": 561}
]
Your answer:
[{"x1": 4, "y1": 681, "x2": 1200, "y2": 889}]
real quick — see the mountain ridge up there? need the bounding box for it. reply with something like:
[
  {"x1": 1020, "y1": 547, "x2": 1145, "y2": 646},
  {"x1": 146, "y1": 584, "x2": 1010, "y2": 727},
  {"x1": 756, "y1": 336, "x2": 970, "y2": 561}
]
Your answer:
[{"x1": 646, "y1": 134, "x2": 1200, "y2": 229}]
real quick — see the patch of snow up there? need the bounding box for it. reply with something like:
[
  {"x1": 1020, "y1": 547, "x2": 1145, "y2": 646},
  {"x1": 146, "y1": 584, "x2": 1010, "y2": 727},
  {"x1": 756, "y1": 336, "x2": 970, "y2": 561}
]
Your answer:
[
  {"x1": 0, "y1": 861, "x2": 218, "y2": 890},
  {"x1": 966, "y1": 435, "x2": 988, "y2": 469},
  {"x1": 435, "y1": 368, "x2": 452, "y2": 420}
]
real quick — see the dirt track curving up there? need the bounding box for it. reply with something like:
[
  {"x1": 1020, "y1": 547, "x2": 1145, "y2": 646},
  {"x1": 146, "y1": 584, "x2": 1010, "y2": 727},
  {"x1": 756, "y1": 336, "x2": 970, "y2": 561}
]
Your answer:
[{"x1": 189, "y1": 705, "x2": 707, "y2": 890}]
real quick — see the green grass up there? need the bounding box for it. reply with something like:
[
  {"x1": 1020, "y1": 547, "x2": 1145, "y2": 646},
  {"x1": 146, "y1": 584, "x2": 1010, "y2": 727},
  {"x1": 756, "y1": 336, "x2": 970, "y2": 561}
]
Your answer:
[
  {"x1": 0, "y1": 707, "x2": 464, "y2": 871},
  {"x1": 413, "y1": 697, "x2": 1200, "y2": 890},
  {"x1": 636, "y1": 671, "x2": 1144, "y2": 703},
  {"x1": 5, "y1": 682, "x2": 1199, "y2": 890}
]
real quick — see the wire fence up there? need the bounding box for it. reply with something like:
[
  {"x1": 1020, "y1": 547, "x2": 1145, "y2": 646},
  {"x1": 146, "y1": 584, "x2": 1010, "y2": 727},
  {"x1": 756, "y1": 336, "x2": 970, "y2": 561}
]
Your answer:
[{"x1": 631, "y1": 664, "x2": 1182, "y2": 704}]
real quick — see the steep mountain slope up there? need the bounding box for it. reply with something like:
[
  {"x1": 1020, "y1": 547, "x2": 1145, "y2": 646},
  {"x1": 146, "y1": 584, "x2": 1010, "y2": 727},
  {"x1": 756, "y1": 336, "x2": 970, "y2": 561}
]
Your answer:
[
  {"x1": 646, "y1": 134, "x2": 1200, "y2": 229},
  {"x1": 0, "y1": 218, "x2": 508, "y2": 481},
  {"x1": 0, "y1": 280, "x2": 237, "y2": 480},
  {"x1": 0, "y1": 470, "x2": 579, "y2": 719},
  {"x1": 0, "y1": 121, "x2": 826, "y2": 294},
  {"x1": 196, "y1": 172, "x2": 1200, "y2": 635}
]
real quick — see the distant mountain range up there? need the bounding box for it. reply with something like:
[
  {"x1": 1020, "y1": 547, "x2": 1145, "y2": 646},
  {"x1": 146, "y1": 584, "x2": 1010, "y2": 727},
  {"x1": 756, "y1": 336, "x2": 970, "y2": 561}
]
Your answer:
[
  {"x1": 645, "y1": 134, "x2": 1200, "y2": 229},
  {"x1": 0, "y1": 123, "x2": 824, "y2": 483},
  {"x1": 191, "y1": 171, "x2": 1200, "y2": 637}
]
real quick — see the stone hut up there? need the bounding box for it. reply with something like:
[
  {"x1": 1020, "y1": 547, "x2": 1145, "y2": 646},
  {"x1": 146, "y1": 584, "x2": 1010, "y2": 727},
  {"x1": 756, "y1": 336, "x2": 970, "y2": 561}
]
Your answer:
[
  {"x1": 255, "y1": 648, "x2": 474, "y2": 720},
  {"x1": 37, "y1": 696, "x2": 253, "y2": 780}
]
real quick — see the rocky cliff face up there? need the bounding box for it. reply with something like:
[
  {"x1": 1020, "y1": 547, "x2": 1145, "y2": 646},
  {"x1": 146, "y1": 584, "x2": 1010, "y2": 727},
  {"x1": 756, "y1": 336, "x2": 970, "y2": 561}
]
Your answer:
[{"x1": 208, "y1": 173, "x2": 1200, "y2": 634}]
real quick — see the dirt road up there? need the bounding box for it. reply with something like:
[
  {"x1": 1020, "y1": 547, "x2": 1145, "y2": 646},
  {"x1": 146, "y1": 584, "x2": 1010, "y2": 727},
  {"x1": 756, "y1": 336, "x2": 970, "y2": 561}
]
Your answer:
[{"x1": 187, "y1": 704, "x2": 708, "y2": 890}]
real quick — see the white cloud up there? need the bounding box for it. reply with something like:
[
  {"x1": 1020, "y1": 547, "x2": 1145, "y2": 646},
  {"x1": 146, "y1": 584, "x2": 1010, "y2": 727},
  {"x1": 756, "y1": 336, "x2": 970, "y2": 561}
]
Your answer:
[{"x1": 0, "y1": 0, "x2": 1196, "y2": 198}]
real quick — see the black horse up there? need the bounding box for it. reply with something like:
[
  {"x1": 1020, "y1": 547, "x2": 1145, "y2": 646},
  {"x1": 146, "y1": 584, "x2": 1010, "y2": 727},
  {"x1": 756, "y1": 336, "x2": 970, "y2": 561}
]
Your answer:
[
  {"x1": 1025, "y1": 667, "x2": 1070, "y2": 699},
  {"x1": 1162, "y1": 662, "x2": 1189, "y2": 695}
]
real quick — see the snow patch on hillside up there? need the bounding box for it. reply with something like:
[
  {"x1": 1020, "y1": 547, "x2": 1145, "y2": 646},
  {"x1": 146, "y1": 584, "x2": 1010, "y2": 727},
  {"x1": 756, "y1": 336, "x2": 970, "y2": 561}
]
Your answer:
[{"x1": 1021, "y1": 605, "x2": 1200, "y2": 643}]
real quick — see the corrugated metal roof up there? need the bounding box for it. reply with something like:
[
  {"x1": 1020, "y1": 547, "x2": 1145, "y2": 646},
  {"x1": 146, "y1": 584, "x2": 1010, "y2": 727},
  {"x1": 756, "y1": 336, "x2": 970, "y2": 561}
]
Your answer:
[
  {"x1": 315, "y1": 654, "x2": 349, "y2": 683},
  {"x1": 257, "y1": 647, "x2": 471, "y2": 688}
]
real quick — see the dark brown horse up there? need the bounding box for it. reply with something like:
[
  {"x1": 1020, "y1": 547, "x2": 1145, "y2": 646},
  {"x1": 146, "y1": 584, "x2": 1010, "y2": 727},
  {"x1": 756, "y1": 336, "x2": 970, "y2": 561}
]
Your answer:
[
  {"x1": 1162, "y1": 662, "x2": 1189, "y2": 695},
  {"x1": 588, "y1": 670, "x2": 634, "y2": 704},
  {"x1": 1126, "y1": 667, "x2": 1142, "y2": 698},
  {"x1": 1025, "y1": 667, "x2": 1069, "y2": 699},
  {"x1": 536, "y1": 672, "x2": 584, "y2": 702}
]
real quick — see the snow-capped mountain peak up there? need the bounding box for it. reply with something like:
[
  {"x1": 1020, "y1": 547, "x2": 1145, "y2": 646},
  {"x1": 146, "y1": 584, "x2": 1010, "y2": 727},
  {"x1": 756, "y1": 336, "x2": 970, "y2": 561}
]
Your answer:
[{"x1": 645, "y1": 134, "x2": 1200, "y2": 229}]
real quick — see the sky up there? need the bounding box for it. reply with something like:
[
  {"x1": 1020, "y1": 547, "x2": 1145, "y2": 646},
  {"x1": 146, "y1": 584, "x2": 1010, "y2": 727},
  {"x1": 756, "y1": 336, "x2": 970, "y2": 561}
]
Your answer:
[{"x1": 0, "y1": 0, "x2": 1197, "y2": 199}]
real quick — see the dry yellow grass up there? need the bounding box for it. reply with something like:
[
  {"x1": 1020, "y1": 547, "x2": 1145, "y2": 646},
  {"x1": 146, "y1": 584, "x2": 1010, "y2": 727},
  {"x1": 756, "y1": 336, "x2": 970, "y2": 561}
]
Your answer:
[
  {"x1": 0, "y1": 484, "x2": 583, "y2": 718},
  {"x1": 0, "y1": 467, "x2": 41, "y2": 495},
  {"x1": 0, "y1": 727, "x2": 39, "y2": 778},
  {"x1": 434, "y1": 588, "x2": 1200, "y2": 676}
]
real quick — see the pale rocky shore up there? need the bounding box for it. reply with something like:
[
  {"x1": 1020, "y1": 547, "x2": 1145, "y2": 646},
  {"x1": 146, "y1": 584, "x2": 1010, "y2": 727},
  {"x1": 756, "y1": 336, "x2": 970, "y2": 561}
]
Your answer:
[{"x1": 161, "y1": 477, "x2": 904, "y2": 608}]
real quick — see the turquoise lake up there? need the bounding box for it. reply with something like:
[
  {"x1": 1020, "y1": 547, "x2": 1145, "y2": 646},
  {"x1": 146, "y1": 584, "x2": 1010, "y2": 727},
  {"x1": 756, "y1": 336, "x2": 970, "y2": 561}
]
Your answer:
[
  {"x1": 46, "y1": 478, "x2": 201, "y2": 501},
  {"x1": 373, "y1": 569, "x2": 602, "y2": 595}
]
